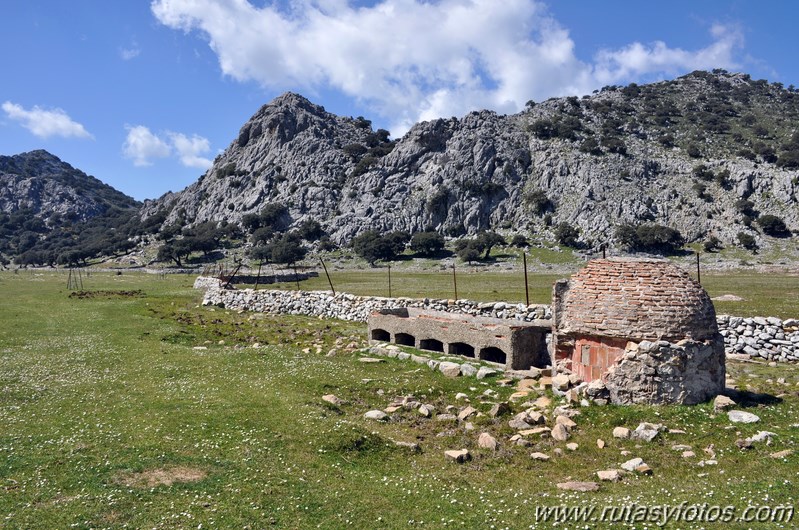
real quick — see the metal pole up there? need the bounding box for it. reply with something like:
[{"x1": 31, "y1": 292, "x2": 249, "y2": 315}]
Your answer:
[
  {"x1": 602, "y1": 245, "x2": 606, "y2": 259},
  {"x1": 320, "y1": 258, "x2": 335, "y2": 296},
  {"x1": 696, "y1": 251, "x2": 701, "y2": 285},
  {"x1": 523, "y1": 252, "x2": 529, "y2": 306},
  {"x1": 388, "y1": 264, "x2": 392, "y2": 298},
  {"x1": 452, "y1": 263, "x2": 458, "y2": 301}
]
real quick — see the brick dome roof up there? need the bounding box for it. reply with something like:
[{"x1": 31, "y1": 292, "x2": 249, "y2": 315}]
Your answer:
[{"x1": 555, "y1": 258, "x2": 718, "y2": 342}]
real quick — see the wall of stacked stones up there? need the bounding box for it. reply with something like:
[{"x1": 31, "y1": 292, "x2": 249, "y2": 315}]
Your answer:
[{"x1": 197, "y1": 280, "x2": 799, "y2": 363}]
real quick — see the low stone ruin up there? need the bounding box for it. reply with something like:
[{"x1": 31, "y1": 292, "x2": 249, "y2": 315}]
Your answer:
[
  {"x1": 552, "y1": 258, "x2": 725, "y2": 405},
  {"x1": 368, "y1": 307, "x2": 551, "y2": 371}
]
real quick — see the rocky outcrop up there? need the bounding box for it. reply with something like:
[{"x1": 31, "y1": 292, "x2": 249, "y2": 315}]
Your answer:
[
  {"x1": 143, "y1": 71, "x2": 799, "y2": 251},
  {"x1": 0, "y1": 150, "x2": 138, "y2": 223}
]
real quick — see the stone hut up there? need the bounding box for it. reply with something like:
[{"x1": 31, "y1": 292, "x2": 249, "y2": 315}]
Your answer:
[{"x1": 552, "y1": 258, "x2": 725, "y2": 405}]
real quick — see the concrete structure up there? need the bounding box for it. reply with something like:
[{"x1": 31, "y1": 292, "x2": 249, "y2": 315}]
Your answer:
[
  {"x1": 552, "y1": 258, "x2": 725, "y2": 405},
  {"x1": 368, "y1": 307, "x2": 551, "y2": 370}
]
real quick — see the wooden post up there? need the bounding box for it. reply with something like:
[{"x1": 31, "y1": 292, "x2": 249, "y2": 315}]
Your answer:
[
  {"x1": 254, "y1": 261, "x2": 262, "y2": 290},
  {"x1": 388, "y1": 264, "x2": 392, "y2": 298},
  {"x1": 452, "y1": 263, "x2": 458, "y2": 301},
  {"x1": 696, "y1": 251, "x2": 701, "y2": 285},
  {"x1": 293, "y1": 263, "x2": 300, "y2": 290},
  {"x1": 320, "y1": 258, "x2": 335, "y2": 296},
  {"x1": 523, "y1": 252, "x2": 529, "y2": 306},
  {"x1": 602, "y1": 245, "x2": 606, "y2": 259}
]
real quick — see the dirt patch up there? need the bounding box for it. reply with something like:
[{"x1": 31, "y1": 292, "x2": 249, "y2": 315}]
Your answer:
[
  {"x1": 114, "y1": 466, "x2": 207, "y2": 488},
  {"x1": 69, "y1": 290, "x2": 145, "y2": 299}
]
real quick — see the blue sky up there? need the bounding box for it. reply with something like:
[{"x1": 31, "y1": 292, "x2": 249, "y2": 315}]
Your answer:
[{"x1": 1, "y1": 1, "x2": 797, "y2": 202}]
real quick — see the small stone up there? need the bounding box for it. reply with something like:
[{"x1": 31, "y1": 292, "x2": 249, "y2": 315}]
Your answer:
[
  {"x1": 552, "y1": 374, "x2": 571, "y2": 391},
  {"x1": 621, "y1": 458, "x2": 644, "y2": 472},
  {"x1": 632, "y1": 423, "x2": 662, "y2": 442},
  {"x1": 517, "y1": 379, "x2": 539, "y2": 391},
  {"x1": 671, "y1": 444, "x2": 692, "y2": 451},
  {"x1": 418, "y1": 404, "x2": 434, "y2": 417},
  {"x1": 384, "y1": 405, "x2": 403, "y2": 413},
  {"x1": 364, "y1": 410, "x2": 388, "y2": 421},
  {"x1": 682, "y1": 451, "x2": 696, "y2": 458},
  {"x1": 476, "y1": 367, "x2": 498, "y2": 379},
  {"x1": 459, "y1": 364, "x2": 478, "y2": 377},
  {"x1": 566, "y1": 442, "x2": 579, "y2": 451},
  {"x1": 597, "y1": 469, "x2": 622, "y2": 481},
  {"x1": 596, "y1": 439, "x2": 606, "y2": 449},
  {"x1": 478, "y1": 432, "x2": 498, "y2": 450},
  {"x1": 444, "y1": 449, "x2": 471, "y2": 463},
  {"x1": 509, "y1": 391, "x2": 530, "y2": 402},
  {"x1": 728, "y1": 410, "x2": 760, "y2": 423},
  {"x1": 495, "y1": 379, "x2": 514, "y2": 387},
  {"x1": 393, "y1": 441, "x2": 420, "y2": 452},
  {"x1": 714, "y1": 395, "x2": 736, "y2": 411},
  {"x1": 770, "y1": 450, "x2": 793, "y2": 459},
  {"x1": 556, "y1": 481, "x2": 599, "y2": 492},
  {"x1": 735, "y1": 439, "x2": 752, "y2": 450},
  {"x1": 509, "y1": 417, "x2": 533, "y2": 430},
  {"x1": 439, "y1": 362, "x2": 461, "y2": 378},
  {"x1": 533, "y1": 396, "x2": 552, "y2": 409},
  {"x1": 747, "y1": 431, "x2": 777, "y2": 443},
  {"x1": 555, "y1": 415, "x2": 577, "y2": 430},
  {"x1": 551, "y1": 423, "x2": 570, "y2": 442},
  {"x1": 436, "y1": 414, "x2": 457, "y2": 422},
  {"x1": 458, "y1": 406, "x2": 478, "y2": 421},
  {"x1": 613, "y1": 427, "x2": 631, "y2": 439},
  {"x1": 322, "y1": 394, "x2": 345, "y2": 406},
  {"x1": 455, "y1": 392, "x2": 469, "y2": 401},
  {"x1": 358, "y1": 357, "x2": 385, "y2": 363},
  {"x1": 530, "y1": 452, "x2": 550, "y2": 461},
  {"x1": 489, "y1": 402, "x2": 510, "y2": 418},
  {"x1": 635, "y1": 464, "x2": 653, "y2": 475}
]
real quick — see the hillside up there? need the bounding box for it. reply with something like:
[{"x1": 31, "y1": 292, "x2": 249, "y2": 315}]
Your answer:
[
  {"x1": 143, "y1": 70, "x2": 799, "y2": 254},
  {"x1": 0, "y1": 150, "x2": 144, "y2": 265}
]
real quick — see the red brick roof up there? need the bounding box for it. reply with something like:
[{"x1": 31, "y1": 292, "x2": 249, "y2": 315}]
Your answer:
[{"x1": 555, "y1": 258, "x2": 718, "y2": 341}]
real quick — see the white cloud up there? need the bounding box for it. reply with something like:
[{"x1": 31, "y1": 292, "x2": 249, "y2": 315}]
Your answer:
[
  {"x1": 2, "y1": 101, "x2": 93, "y2": 139},
  {"x1": 123, "y1": 125, "x2": 212, "y2": 169},
  {"x1": 123, "y1": 125, "x2": 171, "y2": 166},
  {"x1": 151, "y1": 0, "x2": 745, "y2": 134},
  {"x1": 169, "y1": 132, "x2": 213, "y2": 169},
  {"x1": 120, "y1": 43, "x2": 141, "y2": 60}
]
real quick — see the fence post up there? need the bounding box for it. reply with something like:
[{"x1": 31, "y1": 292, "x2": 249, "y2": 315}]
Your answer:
[
  {"x1": 696, "y1": 251, "x2": 701, "y2": 284},
  {"x1": 319, "y1": 257, "x2": 335, "y2": 296},
  {"x1": 523, "y1": 252, "x2": 529, "y2": 306},
  {"x1": 388, "y1": 264, "x2": 392, "y2": 298},
  {"x1": 452, "y1": 263, "x2": 458, "y2": 301}
]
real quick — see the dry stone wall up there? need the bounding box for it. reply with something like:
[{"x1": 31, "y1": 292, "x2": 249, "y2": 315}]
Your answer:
[{"x1": 196, "y1": 279, "x2": 799, "y2": 364}]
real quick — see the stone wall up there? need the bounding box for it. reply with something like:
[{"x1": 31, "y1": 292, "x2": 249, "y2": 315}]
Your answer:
[
  {"x1": 601, "y1": 337, "x2": 726, "y2": 405},
  {"x1": 196, "y1": 278, "x2": 798, "y2": 364},
  {"x1": 718, "y1": 315, "x2": 799, "y2": 362}
]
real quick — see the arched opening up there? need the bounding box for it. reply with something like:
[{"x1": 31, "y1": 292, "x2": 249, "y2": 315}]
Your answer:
[
  {"x1": 371, "y1": 329, "x2": 390, "y2": 342},
  {"x1": 480, "y1": 347, "x2": 507, "y2": 365},
  {"x1": 449, "y1": 342, "x2": 475, "y2": 358},
  {"x1": 395, "y1": 333, "x2": 415, "y2": 347},
  {"x1": 419, "y1": 338, "x2": 445, "y2": 352}
]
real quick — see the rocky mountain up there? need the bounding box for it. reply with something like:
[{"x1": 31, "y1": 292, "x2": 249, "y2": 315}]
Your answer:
[
  {"x1": 0, "y1": 150, "x2": 139, "y2": 223},
  {"x1": 145, "y1": 70, "x2": 799, "y2": 251},
  {"x1": 0, "y1": 150, "x2": 141, "y2": 264}
]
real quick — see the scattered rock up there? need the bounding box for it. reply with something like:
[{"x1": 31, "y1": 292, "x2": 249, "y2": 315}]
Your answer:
[
  {"x1": 455, "y1": 392, "x2": 469, "y2": 401},
  {"x1": 530, "y1": 452, "x2": 550, "y2": 461},
  {"x1": 556, "y1": 481, "x2": 599, "y2": 492},
  {"x1": 322, "y1": 394, "x2": 345, "y2": 406},
  {"x1": 612, "y1": 427, "x2": 631, "y2": 439},
  {"x1": 418, "y1": 404, "x2": 434, "y2": 418},
  {"x1": 555, "y1": 415, "x2": 577, "y2": 430},
  {"x1": 596, "y1": 439, "x2": 606, "y2": 449},
  {"x1": 436, "y1": 414, "x2": 457, "y2": 422},
  {"x1": 735, "y1": 439, "x2": 753, "y2": 450},
  {"x1": 358, "y1": 357, "x2": 385, "y2": 363},
  {"x1": 364, "y1": 410, "x2": 388, "y2": 421},
  {"x1": 489, "y1": 402, "x2": 510, "y2": 418},
  {"x1": 551, "y1": 423, "x2": 570, "y2": 442},
  {"x1": 552, "y1": 374, "x2": 571, "y2": 391},
  {"x1": 714, "y1": 395, "x2": 736, "y2": 411},
  {"x1": 444, "y1": 449, "x2": 471, "y2": 463},
  {"x1": 566, "y1": 443, "x2": 579, "y2": 451},
  {"x1": 728, "y1": 410, "x2": 760, "y2": 423},
  {"x1": 682, "y1": 450, "x2": 696, "y2": 458},
  {"x1": 458, "y1": 406, "x2": 478, "y2": 421},
  {"x1": 439, "y1": 362, "x2": 461, "y2": 378},
  {"x1": 459, "y1": 364, "x2": 478, "y2": 377},
  {"x1": 478, "y1": 432, "x2": 498, "y2": 451},
  {"x1": 770, "y1": 450, "x2": 793, "y2": 459},
  {"x1": 621, "y1": 458, "x2": 645, "y2": 472},
  {"x1": 747, "y1": 431, "x2": 777, "y2": 444},
  {"x1": 394, "y1": 441, "x2": 421, "y2": 452},
  {"x1": 476, "y1": 367, "x2": 498, "y2": 379},
  {"x1": 631, "y1": 422, "x2": 662, "y2": 442},
  {"x1": 597, "y1": 469, "x2": 622, "y2": 482}
]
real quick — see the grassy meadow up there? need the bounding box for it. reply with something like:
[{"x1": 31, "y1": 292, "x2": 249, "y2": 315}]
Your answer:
[{"x1": 1, "y1": 270, "x2": 798, "y2": 528}]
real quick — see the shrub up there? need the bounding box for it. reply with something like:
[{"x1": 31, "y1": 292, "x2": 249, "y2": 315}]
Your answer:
[
  {"x1": 615, "y1": 223, "x2": 684, "y2": 255},
  {"x1": 510, "y1": 234, "x2": 529, "y2": 247},
  {"x1": 476, "y1": 231, "x2": 505, "y2": 259},
  {"x1": 297, "y1": 219, "x2": 324, "y2": 242},
  {"x1": 384, "y1": 231, "x2": 411, "y2": 255},
  {"x1": 456, "y1": 240, "x2": 483, "y2": 263},
  {"x1": 737, "y1": 232, "x2": 758, "y2": 251},
  {"x1": 703, "y1": 236, "x2": 722, "y2": 252},
  {"x1": 756, "y1": 215, "x2": 790, "y2": 237},
  {"x1": 268, "y1": 232, "x2": 307, "y2": 264},
  {"x1": 524, "y1": 188, "x2": 554, "y2": 215},
  {"x1": 409, "y1": 231, "x2": 445, "y2": 257},
  {"x1": 554, "y1": 222, "x2": 580, "y2": 247},
  {"x1": 686, "y1": 144, "x2": 702, "y2": 158},
  {"x1": 351, "y1": 231, "x2": 394, "y2": 265}
]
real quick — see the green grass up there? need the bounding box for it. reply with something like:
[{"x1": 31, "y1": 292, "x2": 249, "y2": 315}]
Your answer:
[{"x1": 1, "y1": 271, "x2": 799, "y2": 529}]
